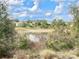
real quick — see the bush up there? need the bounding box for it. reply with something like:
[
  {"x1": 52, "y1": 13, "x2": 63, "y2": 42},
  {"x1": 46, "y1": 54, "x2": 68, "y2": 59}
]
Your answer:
[
  {"x1": 46, "y1": 39, "x2": 75, "y2": 51},
  {"x1": 17, "y1": 34, "x2": 29, "y2": 49},
  {"x1": 18, "y1": 38, "x2": 29, "y2": 49},
  {"x1": 0, "y1": 3, "x2": 15, "y2": 58}
]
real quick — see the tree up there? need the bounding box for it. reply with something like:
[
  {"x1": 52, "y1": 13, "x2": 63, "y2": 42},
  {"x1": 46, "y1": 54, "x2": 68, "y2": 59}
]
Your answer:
[
  {"x1": 51, "y1": 19, "x2": 66, "y2": 30},
  {"x1": 0, "y1": 2, "x2": 15, "y2": 57},
  {"x1": 34, "y1": 20, "x2": 50, "y2": 28},
  {"x1": 40, "y1": 20, "x2": 50, "y2": 28},
  {"x1": 71, "y1": 6, "x2": 79, "y2": 32}
]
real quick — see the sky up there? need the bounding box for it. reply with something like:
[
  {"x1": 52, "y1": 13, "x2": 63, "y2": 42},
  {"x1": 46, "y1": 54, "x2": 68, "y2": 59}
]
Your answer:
[{"x1": 2, "y1": 0, "x2": 79, "y2": 21}]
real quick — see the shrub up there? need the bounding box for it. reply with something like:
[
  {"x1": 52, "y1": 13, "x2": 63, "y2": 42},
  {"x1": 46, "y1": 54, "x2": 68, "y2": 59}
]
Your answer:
[
  {"x1": 18, "y1": 38, "x2": 29, "y2": 49},
  {"x1": 0, "y1": 3, "x2": 15, "y2": 58},
  {"x1": 17, "y1": 34, "x2": 29, "y2": 50},
  {"x1": 46, "y1": 39, "x2": 75, "y2": 51}
]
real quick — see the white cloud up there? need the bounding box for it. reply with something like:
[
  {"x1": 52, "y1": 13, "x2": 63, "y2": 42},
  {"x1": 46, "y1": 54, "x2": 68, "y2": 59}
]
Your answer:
[
  {"x1": 18, "y1": 12, "x2": 27, "y2": 17},
  {"x1": 51, "y1": 0, "x2": 76, "y2": 2},
  {"x1": 76, "y1": 1, "x2": 79, "y2": 7},
  {"x1": 28, "y1": 0, "x2": 40, "y2": 12},
  {"x1": 53, "y1": 15, "x2": 63, "y2": 20},
  {"x1": 12, "y1": 11, "x2": 28, "y2": 18},
  {"x1": 7, "y1": 15, "x2": 15, "y2": 20},
  {"x1": 51, "y1": 0, "x2": 64, "y2": 3},
  {"x1": 28, "y1": 5, "x2": 38, "y2": 12},
  {"x1": 54, "y1": 4, "x2": 63, "y2": 14},
  {"x1": 45, "y1": 12, "x2": 52, "y2": 16},
  {"x1": 67, "y1": 14, "x2": 74, "y2": 20},
  {"x1": 54, "y1": 0, "x2": 64, "y2": 2},
  {"x1": 4, "y1": 0, "x2": 23, "y2": 5},
  {"x1": 68, "y1": 0, "x2": 76, "y2": 2}
]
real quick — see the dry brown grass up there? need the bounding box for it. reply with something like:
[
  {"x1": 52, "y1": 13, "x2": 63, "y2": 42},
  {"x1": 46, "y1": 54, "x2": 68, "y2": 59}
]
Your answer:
[
  {"x1": 15, "y1": 27, "x2": 54, "y2": 33},
  {"x1": 39, "y1": 49, "x2": 60, "y2": 59},
  {"x1": 13, "y1": 50, "x2": 30, "y2": 59}
]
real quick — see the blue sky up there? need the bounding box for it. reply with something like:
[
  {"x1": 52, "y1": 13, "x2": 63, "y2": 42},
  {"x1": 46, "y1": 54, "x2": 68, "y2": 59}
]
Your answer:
[{"x1": 5, "y1": 0, "x2": 79, "y2": 21}]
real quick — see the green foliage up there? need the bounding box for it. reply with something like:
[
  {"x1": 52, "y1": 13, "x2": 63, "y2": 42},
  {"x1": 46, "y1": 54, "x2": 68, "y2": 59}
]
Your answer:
[
  {"x1": 40, "y1": 20, "x2": 50, "y2": 28},
  {"x1": 18, "y1": 38, "x2": 29, "y2": 49},
  {"x1": 46, "y1": 39, "x2": 75, "y2": 51},
  {"x1": 21, "y1": 22, "x2": 26, "y2": 27},
  {"x1": 32, "y1": 20, "x2": 50, "y2": 28},
  {"x1": 18, "y1": 34, "x2": 29, "y2": 49},
  {"x1": 16, "y1": 20, "x2": 50, "y2": 29},
  {"x1": 0, "y1": 3, "x2": 15, "y2": 57},
  {"x1": 71, "y1": 6, "x2": 79, "y2": 33},
  {"x1": 15, "y1": 19, "x2": 67, "y2": 29},
  {"x1": 51, "y1": 19, "x2": 66, "y2": 30}
]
